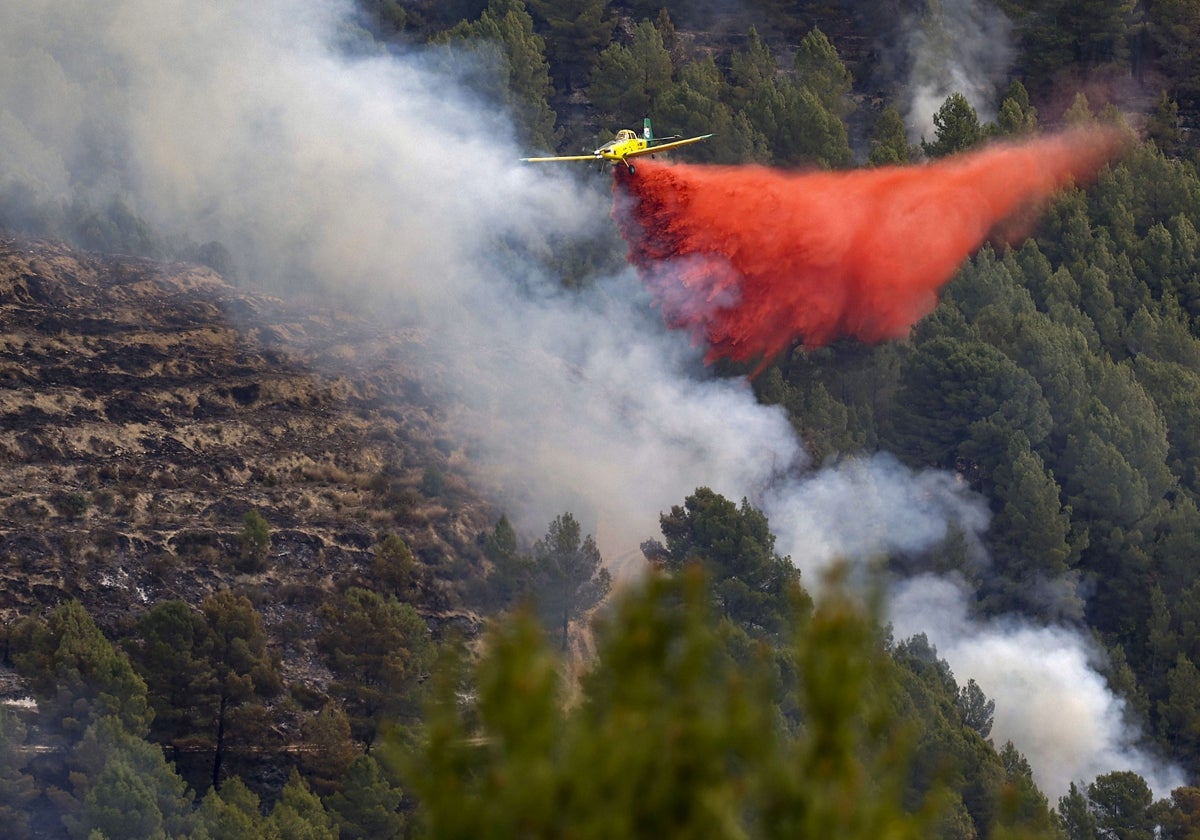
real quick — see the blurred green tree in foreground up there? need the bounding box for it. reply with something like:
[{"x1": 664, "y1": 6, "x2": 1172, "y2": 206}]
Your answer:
[{"x1": 405, "y1": 566, "x2": 940, "y2": 839}]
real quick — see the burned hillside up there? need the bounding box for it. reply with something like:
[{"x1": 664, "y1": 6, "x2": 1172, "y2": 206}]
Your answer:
[{"x1": 0, "y1": 234, "x2": 492, "y2": 651}]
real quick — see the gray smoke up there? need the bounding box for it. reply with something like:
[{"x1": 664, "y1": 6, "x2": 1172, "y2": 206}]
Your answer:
[
  {"x1": 902, "y1": 0, "x2": 1015, "y2": 142},
  {"x1": 765, "y1": 453, "x2": 989, "y2": 576},
  {"x1": 890, "y1": 575, "x2": 1185, "y2": 800},
  {"x1": 0, "y1": 0, "x2": 1178, "y2": 803}
]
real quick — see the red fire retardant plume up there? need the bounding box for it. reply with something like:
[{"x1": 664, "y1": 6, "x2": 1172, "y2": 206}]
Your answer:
[{"x1": 612, "y1": 127, "x2": 1127, "y2": 368}]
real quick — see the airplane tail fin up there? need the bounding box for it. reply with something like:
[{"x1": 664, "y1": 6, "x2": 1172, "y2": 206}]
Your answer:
[{"x1": 643, "y1": 117, "x2": 653, "y2": 142}]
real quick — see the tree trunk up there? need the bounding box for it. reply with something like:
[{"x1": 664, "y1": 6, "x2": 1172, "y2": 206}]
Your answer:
[{"x1": 212, "y1": 693, "x2": 228, "y2": 791}]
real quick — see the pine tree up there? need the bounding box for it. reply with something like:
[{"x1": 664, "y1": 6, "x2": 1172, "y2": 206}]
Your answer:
[
  {"x1": 646, "y1": 487, "x2": 805, "y2": 640},
  {"x1": 868, "y1": 106, "x2": 913, "y2": 166},
  {"x1": 446, "y1": 0, "x2": 559, "y2": 151},
  {"x1": 921, "y1": 93, "x2": 982, "y2": 158},
  {"x1": 996, "y1": 80, "x2": 1038, "y2": 136},
  {"x1": 1087, "y1": 771, "x2": 1155, "y2": 840},
  {"x1": 372, "y1": 533, "x2": 416, "y2": 601},
  {"x1": 1161, "y1": 654, "x2": 1200, "y2": 769},
  {"x1": 531, "y1": 512, "x2": 611, "y2": 651},
  {"x1": 194, "y1": 777, "x2": 268, "y2": 840},
  {"x1": 12, "y1": 600, "x2": 152, "y2": 741},
  {"x1": 1058, "y1": 781, "x2": 1099, "y2": 839},
  {"x1": 590, "y1": 21, "x2": 673, "y2": 122},
  {"x1": 60, "y1": 716, "x2": 196, "y2": 840},
  {"x1": 319, "y1": 588, "x2": 435, "y2": 748},
  {"x1": 525, "y1": 0, "x2": 615, "y2": 91},
  {"x1": 301, "y1": 704, "x2": 360, "y2": 796},
  {"x1": 0, "y1": 708, "x2": 36, "y2": 839},
  {"x1": 410, "y1": 567, "x2": 934, "y2": 838},
  {"x1": 794, "y1": 27, "x2": 853, "y2": 119},
  {"x1": 201, "y1": 590, "x2": 282, "y2": 790},
  {"x1": 267, "y1": 769, "x2": 338, "y2": 840},
  {"x1": 128, "y1": 599, "x2": 216, "y2": 755},
  {"x1": 238, "y1": 508, "x2": 271, "y2": 572},
  {"x1": 325, "y1": 755, "x2": 406, "y2": 840}
]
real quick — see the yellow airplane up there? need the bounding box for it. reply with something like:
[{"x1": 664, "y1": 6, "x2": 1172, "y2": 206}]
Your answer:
[{"x1": 521, "y1": 118, "x2": 712, "y2": 173}]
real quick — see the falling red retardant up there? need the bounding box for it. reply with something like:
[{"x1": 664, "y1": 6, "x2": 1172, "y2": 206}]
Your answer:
[{"x1": 613, "y1": 126, "x2": 1128, "y2": 369}]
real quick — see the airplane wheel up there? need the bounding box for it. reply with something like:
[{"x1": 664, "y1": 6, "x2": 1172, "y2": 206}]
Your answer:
[{"x1": 628, "y1": 164, "x2": 636, "y2": 175}]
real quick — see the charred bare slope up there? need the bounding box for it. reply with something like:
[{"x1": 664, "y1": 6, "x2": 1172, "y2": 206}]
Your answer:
[{"x1": 0, "y1": 234, "x2": 490, "y2": 653}]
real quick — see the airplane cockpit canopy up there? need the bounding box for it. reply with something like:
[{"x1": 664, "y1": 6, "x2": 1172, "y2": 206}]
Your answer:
[{"x1": 615, "y1": 129, "x2": 637, "y2": 141}]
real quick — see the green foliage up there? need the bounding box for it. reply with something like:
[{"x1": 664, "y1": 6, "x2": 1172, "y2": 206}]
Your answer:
[
  {"x1": 201, "y1": 590, "x2": 283, "y2": 789},
  {"x1": 357, "y1": 0, "x2": 408, "y2": 37},
  {"x1": 0, "y1": 708, "x2": 36, "y2": 839},
  {"x1": 525, "y1": 0, "x2": 615, "y2": 91},
  {"x1": 318, "y1": 587, "x2": 435, "y2": 747},
  {"x1": 60, "y1": 492, "x2": 89, "y2": 519},
  {"x1": 194, "y1": 776, "x2": 268, "y2": 839},
  {"x1": 1160, "y1": 654, "x2": 1200, "y2": 767},
  {"x1": 300, "y1": 704, "x2": 360, "y2": 795},
  {"x1": 12, "y1": 600, "x2": 152, "y2": 741},
  {"x1": 793, "y1": 26, "x2": 853, "y2": 119},
  {"x1": 986, "y1": 431, "x2": 1078, "y2": 617},
  {"x1": 372, "y1": 533, "x2": 416, "y2": 600},
  {"x1": 481, "y1": 513, "x2": 533, "y2": 607},
  {"x1": 891, "y1": 336, "x2": 1053, "y2": 470},
  {"x1": 444, "y1": 0, "x2": 559, "y2": 150},
  {"x1": 869, "y1": 106, "x2": 914, "y2": 166},
  {"x1": 890, "y1": 634, "x2": 1057, "y2": 837},
  {"x1": 408, "y1": 566, "x2": 938, "y2": 838},
  {"x1": 996, "y1": 81, "x2": 1038, "y2": 137},
  {"x1": 921, "y1": 93, "x2": 983, "y2": 158},
  {"x1": 324, "y1": 755, "x2": 407, "y2": 840},
  {"x1": 530, "y1": 512, "x2": 611, "y2": 651},
  {"x1": 60, "y1": 715, "x2": 196, "y2": 840},
  {"x1": 128, "y1": 600, "x2": 216, "y2": 751},
  {"x1": 997, "y1": 741, "x2": 1059, "y2": 836},
  {"x1": 957, "y1": 678, "x2": 995, "y2": 740},
  {"x1": 267, "y1": 769, "x2": 338, "y2": 840},
  {"x1": 645, "y1": 487, "x2": 806, "y2": 640},
  {"x1": 129, "y1": 594, "x2": 282, "y2": 794},
  {"x1": 1086, "y1": 770, "x2": 1155, "y2": 840},
  {"x1": 731, "y1": 28, "x2": 851, "y2": 168},
  {"x1": 1011, "y1": 0, "x2": 1136, "y2": 90},
  {"x1": 419, "y1": 466, "x2": 445, "y2": 497},
  {"x1": 654, "y1": 56, "x2": 771, "y2": 164},
  {"x1": 1151, "y1": 0, "x2": 1200, "y2": 109},
  {"x1": 1147, "y1": 91, "x2": 1184, "y2": 157},
  {"x1": 238, "y1": 508, "x2": 271, "y2": 572},
  {"x1": 590, "y1": 20, "x2": 674, "y2": 121},
  {"x1": 1058, "y1": 781, "x2": 1098, "y2": 839},
  {"x1": 1157, "y1": 786, "x2": 1200, "y2": 840}
]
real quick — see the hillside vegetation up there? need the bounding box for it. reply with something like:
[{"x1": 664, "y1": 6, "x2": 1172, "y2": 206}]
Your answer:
[{"x1": 2, "y1": 0, "x2": 1200, "y2": 838}]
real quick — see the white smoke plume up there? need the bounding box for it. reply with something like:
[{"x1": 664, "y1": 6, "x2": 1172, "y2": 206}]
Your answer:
[
  {"x1": 764, "y1": 453, "x2": 990, "y2": 577},
  {"x1": 890, "y1": 576, "x2": 1185, "y2": 800},
  {"x1": 0, "y1": 0, "x2": 1179, "y2": 803},
  {"x1": 902, "y1": 0, "x2": 1015, "y2": 142},
  {"x1": 0, "y1": 0, "x2": 804, "y2": 552}
]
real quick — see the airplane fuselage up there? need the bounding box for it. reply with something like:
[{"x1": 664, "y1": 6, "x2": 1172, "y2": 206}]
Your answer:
[{"x1": 593, "y1": 129, "x2": 648, "y2": 164}]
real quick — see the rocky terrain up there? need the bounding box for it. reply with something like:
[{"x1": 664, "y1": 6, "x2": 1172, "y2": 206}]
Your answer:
[{"x1": 0, "y1": 234, "x2": 493, "y2": 689}]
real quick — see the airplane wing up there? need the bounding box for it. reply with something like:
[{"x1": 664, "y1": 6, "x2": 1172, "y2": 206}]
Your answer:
[
  {"x1": 624, "y1": 134, "x2": 714, "y2": 159},
  {"x1": 520, "y1": 154, "x2": 600, "y2": 163}
]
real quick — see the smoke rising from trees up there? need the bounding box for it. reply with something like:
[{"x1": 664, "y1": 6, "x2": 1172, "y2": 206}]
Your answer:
[
  {"x1": 0, "y1": 0, "x2": 1174, "y2": 801},
  {"x1": 891, "y1": 575, "x2": 1185, "y2": 799},
  {"x1": 900, "y1": 0, "x2": 1016, "y2": 142}
]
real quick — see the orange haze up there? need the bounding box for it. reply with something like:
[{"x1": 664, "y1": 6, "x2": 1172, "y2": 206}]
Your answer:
[{"x1": 612, "y1": 127, "x2": 1127, "y2": 369}]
